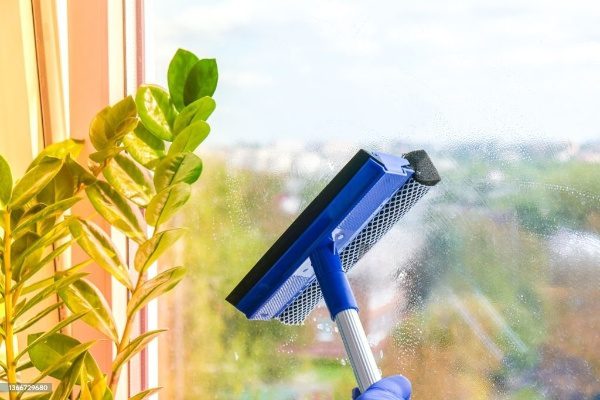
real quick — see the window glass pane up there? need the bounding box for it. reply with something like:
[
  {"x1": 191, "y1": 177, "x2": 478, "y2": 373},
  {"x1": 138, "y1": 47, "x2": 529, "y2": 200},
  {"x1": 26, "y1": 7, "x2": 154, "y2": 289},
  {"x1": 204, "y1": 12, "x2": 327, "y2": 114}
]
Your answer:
[{"x1": 149, "y1": 1, "x2": 600, "y2": 398}]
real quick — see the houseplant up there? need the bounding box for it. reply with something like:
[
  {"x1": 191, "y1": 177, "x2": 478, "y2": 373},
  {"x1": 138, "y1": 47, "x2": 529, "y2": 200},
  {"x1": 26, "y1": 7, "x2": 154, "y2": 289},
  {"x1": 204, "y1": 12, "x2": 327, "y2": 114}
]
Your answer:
[{"x1": 0, "y1": 48, "x2": 217, "y2": 399}]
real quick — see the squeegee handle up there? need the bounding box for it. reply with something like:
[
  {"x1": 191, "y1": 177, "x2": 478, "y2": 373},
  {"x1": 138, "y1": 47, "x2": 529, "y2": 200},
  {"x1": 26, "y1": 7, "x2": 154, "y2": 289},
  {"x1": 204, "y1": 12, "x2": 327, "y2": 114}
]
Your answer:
[
  {"x1": 336, "y1": 309, "x2": 382, "y2": 392},
  {"x1": 310, "y1": 241, "x2": 382, "y2": 393}
]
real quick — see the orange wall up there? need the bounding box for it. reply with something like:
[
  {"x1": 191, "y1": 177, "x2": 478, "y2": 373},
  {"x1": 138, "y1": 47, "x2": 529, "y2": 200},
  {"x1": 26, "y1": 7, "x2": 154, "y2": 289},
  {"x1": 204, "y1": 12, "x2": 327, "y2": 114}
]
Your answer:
[{"x1": 67, "y1": 0, "x2": 115, "y2": 374}]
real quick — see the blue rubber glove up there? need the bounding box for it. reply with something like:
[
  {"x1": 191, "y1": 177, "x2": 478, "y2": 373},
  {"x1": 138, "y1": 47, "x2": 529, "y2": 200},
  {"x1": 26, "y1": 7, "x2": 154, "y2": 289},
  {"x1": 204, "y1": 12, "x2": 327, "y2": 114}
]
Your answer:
[{"x1": 352, "y1": 375, "x2": 412, "y2": 400}]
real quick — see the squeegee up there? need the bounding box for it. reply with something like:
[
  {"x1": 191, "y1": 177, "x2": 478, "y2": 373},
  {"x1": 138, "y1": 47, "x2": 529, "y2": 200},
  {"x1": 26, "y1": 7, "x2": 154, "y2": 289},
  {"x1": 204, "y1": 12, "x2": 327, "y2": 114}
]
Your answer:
[{"x1": 226, "y1": 149, "x2": 440, "y2": 392}]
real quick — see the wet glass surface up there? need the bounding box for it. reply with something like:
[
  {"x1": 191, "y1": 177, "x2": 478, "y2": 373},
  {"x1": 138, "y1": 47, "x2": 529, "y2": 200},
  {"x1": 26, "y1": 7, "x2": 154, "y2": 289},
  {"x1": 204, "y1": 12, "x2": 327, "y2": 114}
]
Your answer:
[{"x1": 149, "y1": 1, "x2": 600, "y2": 398}]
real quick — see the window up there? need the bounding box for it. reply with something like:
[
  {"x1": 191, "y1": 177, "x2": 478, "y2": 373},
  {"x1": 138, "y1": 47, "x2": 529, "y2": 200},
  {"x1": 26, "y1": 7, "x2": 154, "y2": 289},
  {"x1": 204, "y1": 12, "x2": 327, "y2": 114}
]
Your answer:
[{"x1": 149, "y1": 1, "x2": 600, "y2": 398}]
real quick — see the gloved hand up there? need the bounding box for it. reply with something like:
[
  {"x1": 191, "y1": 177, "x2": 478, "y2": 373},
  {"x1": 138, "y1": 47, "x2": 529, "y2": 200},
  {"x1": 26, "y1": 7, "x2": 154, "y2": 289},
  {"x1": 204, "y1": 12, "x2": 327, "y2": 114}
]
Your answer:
[{"x1": 352, "y1": 375, "x2": 412, "y2": 400}]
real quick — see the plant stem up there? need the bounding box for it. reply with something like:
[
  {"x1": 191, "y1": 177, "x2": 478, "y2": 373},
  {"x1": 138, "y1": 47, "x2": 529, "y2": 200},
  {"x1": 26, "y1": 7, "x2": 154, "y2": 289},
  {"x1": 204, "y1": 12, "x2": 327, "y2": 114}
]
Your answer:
[
  {"x1": 108, "y1": 270, "x2": 144, "y2": 394},
  {"x1": 4, "y1": 212, "x2": 17, "y2": 400}
]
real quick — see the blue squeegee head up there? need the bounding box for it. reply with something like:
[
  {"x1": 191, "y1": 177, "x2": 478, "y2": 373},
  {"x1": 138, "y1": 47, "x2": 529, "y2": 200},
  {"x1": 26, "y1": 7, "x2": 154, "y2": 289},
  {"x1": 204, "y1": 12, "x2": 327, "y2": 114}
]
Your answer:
[
  {"x1": 277, "y1": 177, "x2": 431, "y2": 325},
  {"x1": 226, "y1": 149, "x2": 440, "y2": 325}
]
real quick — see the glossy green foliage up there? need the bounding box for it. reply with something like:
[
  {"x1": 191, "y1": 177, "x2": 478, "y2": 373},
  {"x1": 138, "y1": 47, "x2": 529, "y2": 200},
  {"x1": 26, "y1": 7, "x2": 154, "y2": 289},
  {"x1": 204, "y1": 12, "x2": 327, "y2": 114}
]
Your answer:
[
  {"x1": 27, "y1": 332, "x2": 96, "y2": 380},
  {"x1": 135, "y1": 85, "x2": 177, "y2": 141},
  {"x1": 10, "y1": 157, "x2": 63, "y2": 208},
  {"x1": 30, "y1": 138, "x2": 84, "y2": 168},
  {"x1": 85, "y1": 181, "x2": 146, "y2": 243},
  {"x1": 122, "y1": 125, "x2": 165, "y2": 169},
  {"x1": 134, "y1": 229, "x2": 185, "y2": 273},
  {"x1": 0, "y1": 155, "x2": 12, "y2": 209},
  {"x1": 168, "y1": 49, "x2": 218, "y2": 109},
  {"x1": 112, "y1": 330, "x2": 165, "y2": 373},
  {"x1": 183, "y1": 59, "x2": 218, "y2": 105},
  {"x1": 58, "y1": 278, "x2": 119, "y2": 342},
  {"x1": 168, "y1": 121, "x2": 210, "y2": 155},
  {"x1": 168, "y1": 49, "x2": 200, "y2": 110},
  {"x1": 154, "y1": 152, "x2": 203, "y2": 191},
  {"x1": 145, "y1": 183, "x2": 191, "y2": 227},
  {"x1": 127, "y1": 267, "x2": 186, "y2": 317},
  {"x1": 103, "y1": 154, "x2": 155, "y2": 207},
  {"x1": 173, "y1": 97, "x2": 216, "y2": 135},
  {"x1": 69, "y1": 218, "x2": 133, "y2": 289},
  {"x1": 129, "y1": 387, "x2": 162, "y2": 400},
  {"x1": 89, "y1": 96, "x2": 137, "y2": 152},
  {"x1": 0, "y1": 48, "x2": 216, "y2": 399}
]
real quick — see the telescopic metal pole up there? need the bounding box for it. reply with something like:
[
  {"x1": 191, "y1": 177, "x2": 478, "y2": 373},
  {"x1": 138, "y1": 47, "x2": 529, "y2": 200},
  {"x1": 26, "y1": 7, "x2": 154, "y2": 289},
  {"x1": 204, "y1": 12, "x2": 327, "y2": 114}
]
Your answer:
[
  {"x1": 310, "y1": 240, "x2": 382, "y2": 393},
  {"x1": 336, "y1": 309, "x2": 382, "y2": 392}
]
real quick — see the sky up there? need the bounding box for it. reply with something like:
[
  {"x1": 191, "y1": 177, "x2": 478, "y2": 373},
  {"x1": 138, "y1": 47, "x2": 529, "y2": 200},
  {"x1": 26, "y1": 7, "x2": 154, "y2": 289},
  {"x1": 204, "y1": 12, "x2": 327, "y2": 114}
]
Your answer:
[{"x1": 147, "y1": 0, "x2": 600, "y2": 145}]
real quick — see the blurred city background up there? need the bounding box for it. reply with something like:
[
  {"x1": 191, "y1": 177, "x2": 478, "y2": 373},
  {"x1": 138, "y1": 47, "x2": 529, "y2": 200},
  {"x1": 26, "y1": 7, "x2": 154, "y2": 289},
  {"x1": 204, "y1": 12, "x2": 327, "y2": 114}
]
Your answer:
[
  {"x1": 157, "y1": 139, "x2": 600, "y2": 399},
  {"x1": 148, "y1": 0, "x2": 600, "y2": 398}
]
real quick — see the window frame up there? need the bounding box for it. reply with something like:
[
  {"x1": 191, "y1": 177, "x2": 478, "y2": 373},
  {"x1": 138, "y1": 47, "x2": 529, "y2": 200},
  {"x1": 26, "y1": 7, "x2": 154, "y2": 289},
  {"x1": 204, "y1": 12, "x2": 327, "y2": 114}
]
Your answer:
[{"x1": 31, "y1": 0, "x2": 150, "y2": 397}]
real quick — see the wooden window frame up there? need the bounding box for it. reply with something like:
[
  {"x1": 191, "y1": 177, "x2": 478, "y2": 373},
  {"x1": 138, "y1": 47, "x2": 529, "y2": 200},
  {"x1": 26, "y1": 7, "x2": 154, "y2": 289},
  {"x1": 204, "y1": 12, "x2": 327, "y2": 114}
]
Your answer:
[{"x1": 32, "y1": 0, "x2": 150, "y2": 398}]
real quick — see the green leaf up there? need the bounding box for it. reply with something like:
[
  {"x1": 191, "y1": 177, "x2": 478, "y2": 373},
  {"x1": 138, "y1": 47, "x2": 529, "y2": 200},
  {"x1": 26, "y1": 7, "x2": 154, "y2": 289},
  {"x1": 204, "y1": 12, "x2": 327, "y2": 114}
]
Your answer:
[
  {"x1": 29, "y1": 139, "x2": 85, "y2": 169},
  {"x1": 16, "y1": 361, "x2": 34, "y2": 374},
  {"x1": 59, "y1": 278, "x2": 118, "y2": 342},
  {"x1": 112, "y1": 330, "x2": 165, "y2": 373},
  {"x1": 49, "y1": 353, "x2": 86, "y2": 400},
  {"x1": 183, "y1": 59, "x2": 218, "y2": 106},
  {"x1": 70, "y1": 219, "x2": 133, "y2": 289},
  {"x1": 15, "y1": 272, "x2": 88, "y2": 319},
  {"x1": 85, "y1": 181, "x2": 145, "y2": 243},
  {"x1": 27, "y1": 333, "x2": 95, "y2": 381},
  {"x1": 129, "y1": 388, "x2": 162, "y2": 400},
  {"x1": 167, "y1": 121, "x2": 210, "y2": 155},
  {"x1": 80, "y1": 366, "x2": 93, "y2": 400},
  {"x1": 154, "y1": 152, "x2": 202, "y2": 192},
  {"x1": 135, "y1": 85, "x2": 177, "y2": 141},
  {"x1": 42, "y1": 156, "x2": 96, "y2": 203},
  {"x1": 19, "y1": 240, "x2": 73, "y2": 283},
  {"x1": 89, "y1": 146, "x2": 124, "y2": 163},
  {"x1": 10, "y1": 232, "x2": 41, "y2": 276},
  {"x1": 9, "y1": 157, "x2": 63, "y2": 208},
  {"x1": 18, "y1": 311, "x2": 89, "y2": 362},
  {"x1": 89, "y1": 96, "x2": 138, "y2": 150},
  {"x1": 173, "y1": 96, "x2": 216, "y2": 135},
  {"x1": 20, "y1": 260, "x2": 91, "y2": 296},
  {"x1": 134, "y1": 229, "x2": 185, "y2": 273},
  {"x1": 14, "y1": 203, "x2": 45, "y2": 232},
  {"x1": 103, "y1": 388, "x2": 114, "y2": 400},
  {"x1": 127, "y1": 267, "x2": 185, "y2": 317},
  {"x1": 86, "y1": 353, "x2": 110, "y2": 400},
  {"x1": 122, "y1": 124, "x2": 165, "y2": 169},
  {"x1": 103, "y1": 154, "x2": 155, "y2": 207},
  {"x1": 0, "y1": 154, "x2": 12, "y2": 209},
  {"x1": 13, "y1": 196, "x2": 80, "y2": 236},
  {"x1": 13, "y1": 219, "x2": 72, "y2": 280},
  {"x1": 14, "y1": 302, "x2": 63, "y2": 333},
  {"x1": 29, "y1": 217, "x2": 70, "y2": 251},
  {"x1": 145, "y1": 183, "x2": 191, "y2": 228},
  {"x1": 168, "y1": 49, "x2": 200, "y2": 110}
]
